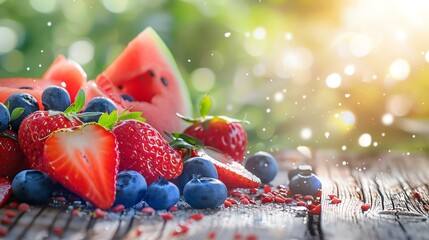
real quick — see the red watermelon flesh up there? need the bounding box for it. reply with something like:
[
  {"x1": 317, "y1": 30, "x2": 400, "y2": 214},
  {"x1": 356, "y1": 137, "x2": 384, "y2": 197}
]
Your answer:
[
  {"x1": 0, "y1": 55, "x2": 87, "y2": 107},
  {"x1": 94, "y1": 27, "x2": 192, "y2": 135}
]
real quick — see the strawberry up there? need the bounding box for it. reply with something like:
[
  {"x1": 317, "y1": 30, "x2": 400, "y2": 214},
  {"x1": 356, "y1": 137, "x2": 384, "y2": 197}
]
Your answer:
[
  {"x1": 178, "y1": 95, "x2": 248, "y2": 162},
  {"x1": 199, "y1": 148, "x2": 260, "y2": 189},
  {"x1": 0, "y1": 177, "x2": 12, "y2": 208},
  {"x1": 43, "y1": 124, "x2": 119, "y2": 210},
  {"x1": 18, "y1": 90, "x2": 87, "y2": 171},
  {"x1": 112, "y1": 119, "x2": 183, "y2": 185},
  {"x1": 0, "y1": 130, "x2": 26, "y2": 178}
]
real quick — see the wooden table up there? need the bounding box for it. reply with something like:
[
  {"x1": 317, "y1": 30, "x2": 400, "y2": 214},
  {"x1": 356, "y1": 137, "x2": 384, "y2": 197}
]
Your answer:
[{"x1": 0, "y1": 152, "x2": 428, "y2": 240}]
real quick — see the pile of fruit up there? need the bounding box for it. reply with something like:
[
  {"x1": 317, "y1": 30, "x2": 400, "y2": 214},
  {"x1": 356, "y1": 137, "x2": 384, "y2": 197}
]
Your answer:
[{"x1": 0, "y1": 28, "x2": 323, "y2": 226}]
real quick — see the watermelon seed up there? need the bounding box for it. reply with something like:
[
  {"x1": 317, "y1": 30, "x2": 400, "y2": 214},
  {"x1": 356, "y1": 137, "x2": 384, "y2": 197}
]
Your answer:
[
  {"x1": 148, "y1": 70, "x2": 155, "y2": 77},
  {"x1": 161, "y1": 77, "x2": 168, "y2": 86}
]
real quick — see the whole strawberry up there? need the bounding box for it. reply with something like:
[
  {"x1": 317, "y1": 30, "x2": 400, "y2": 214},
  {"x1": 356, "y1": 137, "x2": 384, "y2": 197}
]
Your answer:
[
  {"x1": 0, "y1": 130, "x2": 26, "y2": 178},
  {"x1": 18, "y1": 90, "x2": 87, "y2": 171},
  {"x1": 179, "y1": 95, "x2": 248, "y2": 162},
  {"x1": 112, "y1": 119, "x2": 183, "y2": 185}
]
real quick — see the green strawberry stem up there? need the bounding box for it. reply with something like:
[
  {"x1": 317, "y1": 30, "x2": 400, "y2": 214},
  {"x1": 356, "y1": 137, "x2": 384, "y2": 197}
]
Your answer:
[{"x1": 0, "y1": 130, "x2": 18, "y2": 141}]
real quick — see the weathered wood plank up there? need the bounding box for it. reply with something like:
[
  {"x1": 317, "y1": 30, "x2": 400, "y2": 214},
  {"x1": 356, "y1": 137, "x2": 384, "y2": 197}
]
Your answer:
[{"x1": 317, "y1": 152, "x2": 429, "y2": 240}]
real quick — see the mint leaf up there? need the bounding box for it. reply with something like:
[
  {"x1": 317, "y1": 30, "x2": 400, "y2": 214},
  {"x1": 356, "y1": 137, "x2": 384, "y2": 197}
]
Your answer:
[
  {"x1": 64, "y1": 89, "x2": 85, "y2": 114},
  {"x1": 97, "y1": 110, "x2": 118, "y2": 130},
  {"x1": 199, "y1": 94, "x2": 212, "y2": 118},
  {"x1": 10, "y1": 107, "x2": 24, "y2": 121},
  {"x1": 118, "y1": 109, "x2": 146, "y2": 122}
]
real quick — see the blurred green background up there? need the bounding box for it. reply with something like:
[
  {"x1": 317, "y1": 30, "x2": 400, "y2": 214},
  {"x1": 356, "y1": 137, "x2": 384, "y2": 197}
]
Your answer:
[{"x1": 1, "y1": 0, "x2": 429, "y2": 153}]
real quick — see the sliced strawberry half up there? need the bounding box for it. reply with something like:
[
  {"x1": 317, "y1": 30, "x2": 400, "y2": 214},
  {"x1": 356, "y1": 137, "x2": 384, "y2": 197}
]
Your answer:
[
  {"x1": 0, "y1": 177, "x2": 12, "y2": 208},
  {"x1": 199, "y1": 148, "x2": 261, "y2": 189},
  {"x1": 43, "y1": 124, "x2": 119, "y2": 210}
]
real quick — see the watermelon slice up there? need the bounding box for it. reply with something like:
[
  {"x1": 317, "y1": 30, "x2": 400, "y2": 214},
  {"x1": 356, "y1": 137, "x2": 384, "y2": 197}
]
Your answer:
[
  {"x1": 92, "y1": 27, "x2": 192, "y2": 135},
  {"x1": 0, "y1": 55, "x2": 87, "y2": 109}
]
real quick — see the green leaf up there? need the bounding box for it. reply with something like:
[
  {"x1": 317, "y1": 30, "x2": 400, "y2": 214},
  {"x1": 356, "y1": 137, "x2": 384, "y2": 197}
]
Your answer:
[
  {"x1": 171, "y1": 132, "x2": 203, "y2": 147},
  {"x1": 199, "y1": 94, "x2": 212, "y2": 118},
  {"x1": 97, "y1": 110, "x2": 118, "y2": 130},
  {"x1": 64, "y1": 89, "x2": 85, "y2": 114},
  {"x1": 10, "y1": 107, "x2": 24, "y2": 121},
  {"x1": 4, "y1": 101, "x2": 9, "y2": 110},
  {"x1": 118, "y1": 109, "x2": 146, "y2": 122}
]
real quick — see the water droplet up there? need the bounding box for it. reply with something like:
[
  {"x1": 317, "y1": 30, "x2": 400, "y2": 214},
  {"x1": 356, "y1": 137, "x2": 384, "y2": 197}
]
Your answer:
[
  {"x1": 342, "y1": 145, "x2": 347, "y2": 151},
  {"x1": 300, "y1": 128, "x2": 312, "y2": 140},
  {"x1": 187, "y1": 59, "x2": 191, "y2": 63},
  {"x1": 342, "y1": 161, "x2": 347, "y2": 166},
  {"x1": 26, "y1": 67, "x2": 30, "y2": 71},
  {"x1": 38, "y1": 64, "x2": 42, "y2": 67},
  {"x1": 266, "y1": 108, "x2": 271, "y2": 113},
  {"x1": 345, "y1": 93, "x2": 351, "y2": 98},
  {"x1": 325, "y1": 132, "x2": 330, "y2": 138},
  {"x1": 274, "y1": 92, "x2": 283, "y2": 102},
  {"x1": 381, "y1": 113, "x2": 394, "y2": 125},
  {"x1": 47, "y1": 21, "x2": 52, "y2": 27},
  {"x1": 326, "y1": 73, "x2": 342, "y2": 88},
  {"x1": 224, "y1": 32, "x2": 231, "y2": 38}
]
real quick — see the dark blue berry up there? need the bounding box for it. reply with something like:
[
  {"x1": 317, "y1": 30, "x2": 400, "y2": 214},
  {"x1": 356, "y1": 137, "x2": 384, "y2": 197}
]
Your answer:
[
  {"x1": 114, "y1": 171, "x2": 147, "y2": 208},
  {"x1": 289, "y1": 171, "x2": 322, "y2": 196},
  {"x1": 121, "y1": 94, "x2": 135, "y2": 102},
  {"x1": 41, "y1": 86, "x2": 71, "y2": 111},
  {"x1": 0, "y1": 102, "x2": 10, "y2": 132},
  {"x1": 82, "y1": 97, "x2": 117, "y2": 123},
  {"x1": 11, "y1": 170, "x2": 54, "y2": 204},
  {"x1": 6, "y1": 93, "x2": 39, "y2": 132},
  {"x1": 288, "y1": 165, "x2": 313, "y2": 180},
  {"x1": 178, "y1": 157, "x2": 218, "y2": 192},
  {"x1": 144, "y1": 177, "x2": 180, "y2": 210},
  {"x1": 244, "y1": 151, "x2": 278, "y2": 184},
  {"x1": 183, "y1": 175, "x2": 227, "y2": 209}
]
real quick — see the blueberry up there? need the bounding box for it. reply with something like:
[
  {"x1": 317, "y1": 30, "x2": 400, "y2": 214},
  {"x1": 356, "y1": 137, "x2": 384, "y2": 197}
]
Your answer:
[
  {"x1": 11, "y1": 170, "x2": 54, "y2": 204},
  {"x1": 42, "y1": 86, "x2": 71, "y2": 111},
  {"x1": 178, "y1": 157, "x2": 218, "y2": 192},
  {"x1": 5, "y1": 93, "x2": 39, "y2": 132},
  {"x1": 114, "y1": 170, "x2": 147, "y2": 208},
  {"x1": 121, "y1": 94, "x2": 135, "y2": 102},
  {"x1": 144, "y1": 177, "x2": 180, "y2": 210},
  {"x1": 82, "y1": 97, "x2": 117, "y2": 123},
  {"x1": 244, "y1": 151, "x2": 278, "y2": 184},
  {"x1": 288, "y1": 165, "x2": 313, "y2": 180},
  {"x1": 183, "y1": 175, "x2": 227, "y2": 209},
  {"x1": 0, "y1": 102, "x2": 10, "y2": 132},
  {"x1": 289, "y1": 170, "x2": 322, "y2": 196}
]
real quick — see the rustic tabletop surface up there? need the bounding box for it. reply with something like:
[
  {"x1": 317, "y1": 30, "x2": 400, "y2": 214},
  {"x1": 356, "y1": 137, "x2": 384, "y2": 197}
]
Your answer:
[{"x1": 1, "y1": 151, "x2": 428, "y2": 240}]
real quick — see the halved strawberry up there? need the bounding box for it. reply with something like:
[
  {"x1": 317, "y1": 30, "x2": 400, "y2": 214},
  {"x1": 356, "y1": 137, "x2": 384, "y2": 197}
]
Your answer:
[
  {"x1": 0, "y1": 177, "x2": 12, "y2": 208},
  {"x1": 199, "y1": 148, "x2": 261, "y2": 189},
  {"x1": 43, "y1": 124, "x2": 119, "y2": 210}
]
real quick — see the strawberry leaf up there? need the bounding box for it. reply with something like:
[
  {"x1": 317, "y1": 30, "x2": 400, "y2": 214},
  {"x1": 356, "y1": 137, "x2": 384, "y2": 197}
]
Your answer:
[
  {"x1": 64, "y1": 89, "x2": 85, "y2": 114},
  {"x1": 97, "y1": 110, "x2": 118, "y2": 130},
  {"x1": 10, "y1": 107, "x2": 24, "y2": 121},
  {"x1": 199, "y1": 94, "x2": 212, "y2": 119},
  {"x1": 118, "y1": 109, "x2": 146, "y2": 122}
]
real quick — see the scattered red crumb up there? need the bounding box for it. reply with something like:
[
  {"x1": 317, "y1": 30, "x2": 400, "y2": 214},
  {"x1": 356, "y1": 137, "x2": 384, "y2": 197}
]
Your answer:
[
  {"x1": 4, "y1": 210, "x2": 16, "y2": 218},
  {"x1": 246, "y1": 233, "x2": 258, "y2": 240},
  {"x1": 172, "y1": 223, "x2": 190, "y2": 236},
  {"x1": 294, "y1": 194, "x2": 303, "y2": 200},
  {"x1": 361, "y1": 203, "x2": 371, "y2": 212},
  {"x1": 233, "y1": 233, "x2": 242, "y2": 239},
  {"x1": 135, "y1": 227, "x2": 143, "y2": 236},
  {"x1": 111, "y1": 204, "x2": 125, "y2": 213},
  {"x1": 160, "y1": 213, "x2": 174, "y2": 220},
  {"x1": 328, "y1": 194, "x2": 337, "y2": 200},
  {"x1": 284, "y1": 198, "x2": 293, "y2": 204},
  {"x1": 303, "y1": 195, "x2": 314, "y2": 202},
  {"x1": 169, "y1": 205, "x2": 179, "y2": 212},
  {"x1": 141, "y1": 207, "x2": 155, "y2": 214},
  {"x1": 309, "y1": 204, "x2": 321, "y2": 215},
  {"x1": 94, "y1": 208, "x2": 106, "y2": 218},
  {"x1": 189, "y1": 213, "x2": 204, "y2": 221},
  {"x1": 72, "y1": 209, "x2": 80, "y2": 216},
  {"x1": 226, "y1": 198, "x2": 238, "y2": 205},
  {"x1": 412, "y1": 191, "x2": 422, "y2": 200},
  {"x1": 240, "y1": 198, "x2": 250, "y2": 205},
  {"x1": 261, "y1": 197, "x2": 273, "y2": 204},
  {"x1": 274, "y1": 196, "x2": 285, "y2": 204},
  {"x1": 7, "y1": 202, "x2": 18, "y2": 209},
  {"x1": 0, "y1": 227, "x2": 8, "y2": 236},
  {"x1": 240, "y1": 194, "x2": 251, "y2": 200},
  {"x1": 0, "y1": 217, "x2": 13, "y2": 225},
  {"x1": 53, "y1": 226, "x2": 63, "y2": 236},
  {"x1": 249, "y1": 199, "x2": 256, "y2": 205},
  {"x1": 296, "y1": 200, "x2": 307, "y2": 207},
  {"x1": 54, "y1": 197, "x2": 66, "y2": 202},
  {"x1": 18, "y1": 203, "x2": 30, "y2": 212},
  {"x1": 249, "y1": 188, "x2": 258, "y2": 194},
  {"x1": 208, "y1": 231, "x2": 216, "y2": 239},
  {"x1": 331, "y1": 198, "x2": 342, "y2": 204},
  {"x1": 277, "y1": 184, "x2": 287, "y2": 190},
  {"x1": 263, "y1": 185, "x2": 271, "y2": 193},
  {"x1": 224, "y1": 200, "x2": 233, "y2": 208},
  {"x1": 230, "y1": 190, "x2": 242, "y2": 198}
]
